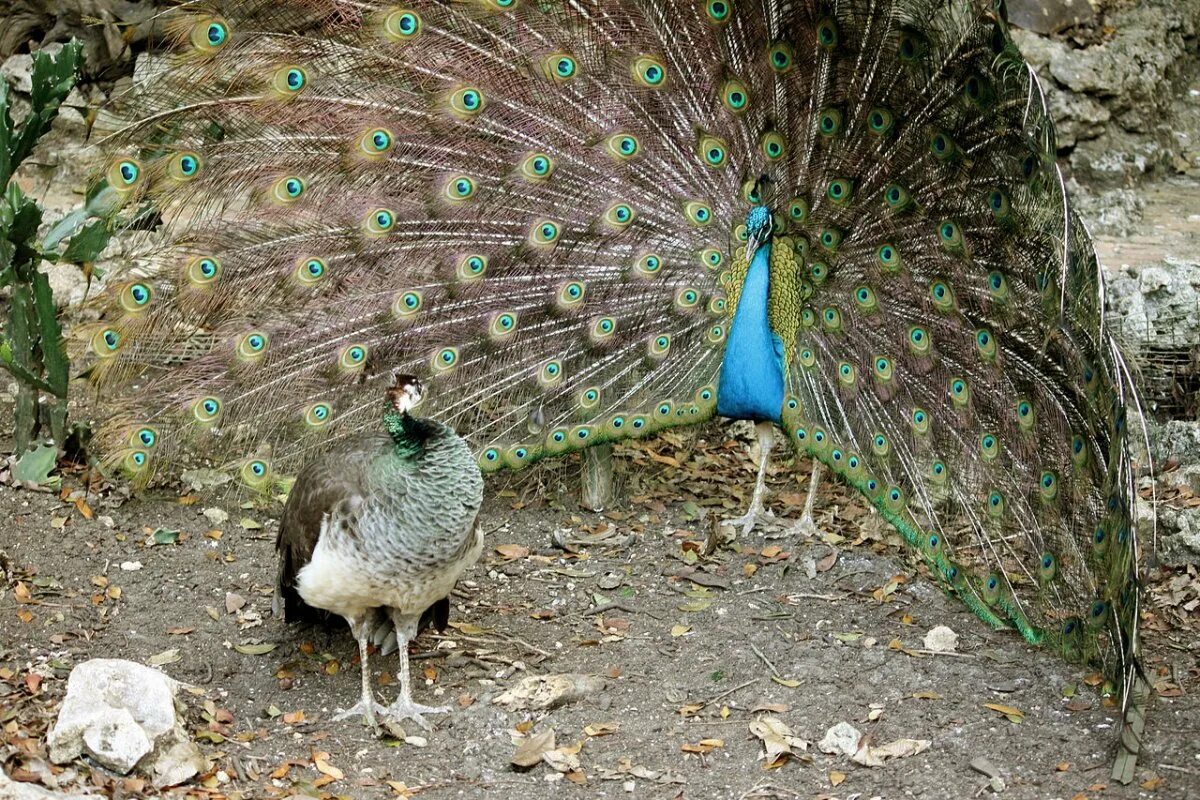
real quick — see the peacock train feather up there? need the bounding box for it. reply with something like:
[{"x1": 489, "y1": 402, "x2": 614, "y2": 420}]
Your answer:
[{"x1": 82, "y1": 0, "x2": 1143, "y2": 765}]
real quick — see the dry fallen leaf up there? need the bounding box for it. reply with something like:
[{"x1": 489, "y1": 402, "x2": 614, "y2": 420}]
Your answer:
[
  {"x1": 830, "y1": 771, "x2": 846, "y2": 787},
  {"x1": 495, "y1": 543, "x2": 530, "y2": 561},
  {"x1": 314, "y1": 758, "x2": 344, "y2": 781},
  {"x1": 583, "y1": 722, "x2": 620, "y2": 737},
  {"x1": 749, "y1": 716, "x2": 809, "y2": 768},
  {"x1": 512, "y1": 730, "x2": 556, "y2": 768},
  {"x1": 984, "y1": 702, "x2": 1025, "y2": 723},
  {"x1": 852, "y1": 737, "x2": 931, "y2": 767}
]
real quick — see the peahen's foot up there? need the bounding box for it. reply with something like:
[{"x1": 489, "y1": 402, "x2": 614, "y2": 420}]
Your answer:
[
  {"x1": 382, "y1": 698, "x2": 451, "y2": 732},
  {"x1": 332, "y1": 697, "x2": 390, "y2": 733}
]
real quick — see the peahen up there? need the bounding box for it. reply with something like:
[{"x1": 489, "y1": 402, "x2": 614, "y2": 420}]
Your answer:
[
  {"x1": 274, "y1": 373, "x2": 484, "y2": 730},
  {"x1": 83, "y1": 0, "x2": 1145, "y2": 768}
]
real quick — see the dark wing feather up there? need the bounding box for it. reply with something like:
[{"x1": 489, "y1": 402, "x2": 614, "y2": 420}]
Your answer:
[{"x1": 273, "y1": 432, "x2": 390, "y2": 622}]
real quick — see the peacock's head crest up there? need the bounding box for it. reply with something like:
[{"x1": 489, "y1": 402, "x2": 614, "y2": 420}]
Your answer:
[
  {"x1": 744, "y1": 203, "x2": 772, "y2": 255},
  {"x1": 386, "y1": 372, "x2": 423, "y2": 415}
]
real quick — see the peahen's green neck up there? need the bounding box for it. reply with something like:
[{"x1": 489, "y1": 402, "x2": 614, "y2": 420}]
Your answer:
[{"x1": 383, "y1": 407, "x2": 432, "y2": 459}]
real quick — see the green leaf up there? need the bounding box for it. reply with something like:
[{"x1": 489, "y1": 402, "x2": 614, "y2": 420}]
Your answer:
[
  {"x1": 31, "y1": 270, "x2": 67, "y2": 397},
  {"x1": 13, "y1": 444, "x2": 58, "y2": 485},
  {"x1": 7, "y1": 41, "x2": 83, "y2": 174},
  {"x1": 234, "y1": 642, "x2": 278, "y2": 656},
  {"x1": 152, "y1": 528, "x2": 181, "y2": 545},
  {"x1": 60, "y1": 218, "x2": 111, "y2": 264}
]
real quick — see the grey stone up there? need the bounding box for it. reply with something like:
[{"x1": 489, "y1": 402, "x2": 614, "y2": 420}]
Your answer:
[
  {"x1": 0, "y1": 771, "x2": 93, "y2": 800},
  {"x1": 1107, "y1": 259, "x2": 1200, "y2": 351},
  {"x1": 1144, "y1": 505, "x2": 1200, "y2": 566},
  {"x1": 47, "y1": 658, "x2": 207, "y2": 787},
  {"x1": 1006, "y1": 0, "x2": 1095, "y2": 35}
]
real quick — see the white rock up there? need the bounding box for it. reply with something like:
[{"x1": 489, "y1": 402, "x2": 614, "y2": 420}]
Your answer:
[
  {"x1": 818, "y1": 721, "x2": 862, "y2": 757},
  {"x1": 81, "y1": 708, "x2": 152, "y2": 773},
  {"x1": 47, "y1": 659, "x2": 207, "y2": 787},
  {"x1": 0, "y1": 771, "x2": 93, "y2": 800},
  {"x1": 202, "y1": 506, "x2": 230, "y2": 526},
  {"x1": 923, "y1": 625, "x2": 959, "y2": 653}
]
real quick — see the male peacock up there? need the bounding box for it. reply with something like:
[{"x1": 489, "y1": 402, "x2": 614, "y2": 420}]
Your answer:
[
  {"x1": 274, "y1": 373, "x2": 484, "y2": 730},
  {"x1": 83, "y1": 0, "x2": 1143, "y2": 766}
]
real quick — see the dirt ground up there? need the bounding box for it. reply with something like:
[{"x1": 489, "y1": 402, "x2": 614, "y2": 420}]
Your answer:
[
  {"x1": 4, "y1": 20, "x2": 1200, "y2": 800},
  {"x1": 2, "y1": 424, "x2": 1199, "y2": 800}
]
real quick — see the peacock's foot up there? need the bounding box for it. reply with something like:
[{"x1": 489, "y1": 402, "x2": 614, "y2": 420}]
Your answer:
[
  {"x1": 382, "y1": 698, "x2": 451, "y2": 732},
  {"x1": 790, "y1": 513, "x2": 820, "y2": 540},
  {"x1": 332, "y1": 697, "x2": 390, "y2": 732},
  {"x1": 722, "y1": 506, "x2": 774, "y2": 536}
]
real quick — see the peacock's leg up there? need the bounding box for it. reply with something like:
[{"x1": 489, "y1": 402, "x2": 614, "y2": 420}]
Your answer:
[
  {"x1": 791, "y1": 460, "x2": 823, "y2": 538},
  {"x1": 332, "y1": 615, "x2": 389, "y2": 730},
  {"x1": 382, "y1": 610, "x2": 450, "y2": 731},
  {"x1": 722, "y1": 421, "x2": 776, "y2": 536}
]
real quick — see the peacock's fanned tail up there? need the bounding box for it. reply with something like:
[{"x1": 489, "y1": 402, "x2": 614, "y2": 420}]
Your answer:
[{"x1": 83, "y1": 0, "x2": 1141, "y2": 736}]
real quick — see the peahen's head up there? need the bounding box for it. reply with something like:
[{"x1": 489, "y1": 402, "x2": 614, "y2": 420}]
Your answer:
[
  {"x1": 744, "y1": 204, "x2": 772, "y2": 256},
  {"x1": 386, "y1": 373, "x2": 423, "y2": 416}
]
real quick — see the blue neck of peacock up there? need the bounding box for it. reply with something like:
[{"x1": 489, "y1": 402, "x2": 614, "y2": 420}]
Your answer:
[{"x1": 716, "y1": 237, "x2": 785, "y2": 423}]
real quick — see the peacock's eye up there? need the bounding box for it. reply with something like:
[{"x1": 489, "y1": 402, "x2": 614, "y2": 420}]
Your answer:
[
  {"x1": 720, "y1": 79, "x2": 750, "y2": 112},
  {"x1": 385, "y1": 10, "x2": 421, "y2": 40},
  {"x1": 632, "y1": 55, "x2": 666, "y2": 87}
]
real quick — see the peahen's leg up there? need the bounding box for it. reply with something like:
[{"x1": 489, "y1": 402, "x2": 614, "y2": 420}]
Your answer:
[
  {"x1": 332, "y1": 615, "x2": 388, "y2": 730},
  {"x1": 790, "y1": 460, "x2": 824, "y2": 538},
  {"x1": 381, "y1": 610, "x2": 450, "y2": 731},
  {"x1": 722, "y1": 421, "x2": 775, "y2": 536},
  {"x1": 369, "y1": 607, "x2": 400, "y2": 655}
]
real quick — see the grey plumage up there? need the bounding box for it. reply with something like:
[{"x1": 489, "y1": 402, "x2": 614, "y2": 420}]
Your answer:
[{"x1": 274, "y1": 376, "x2": 483, "y2": 730}]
